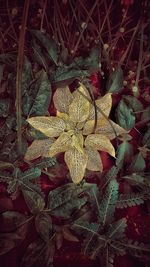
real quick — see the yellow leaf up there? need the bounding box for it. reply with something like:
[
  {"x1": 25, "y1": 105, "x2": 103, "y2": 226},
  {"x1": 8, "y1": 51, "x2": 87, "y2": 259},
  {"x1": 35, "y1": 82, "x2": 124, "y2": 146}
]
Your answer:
[
  {"x1": 82, "y1": 119, "x2": 104, "y2": 135},
  {"x1": 53, "y1": 86, "x2": 73, "y2": 114},
  {"x1": 85, "y1": 147, "x2": 103, "y2": 172},
  {"x1": 57, "y1": 111, "x2": 75, "y2": 130},
  {"x1": 88, "y1": 93, "x2": 112, "y2": 120},
  {"x1": 95, "y1": 119, "x2": 127, "y2": 140},
  {"x1": 69, "y1": 83, "x2": 90, "y2": 123},
  {"x1": 27, "y1": 116, "x2": 66, "y2": 138},
  {"x1": 48, "y1": 132, "x2": 72, "y2": 157},
  {"x1": 64, "y1": 148, "x2": 88, "y2": 183},
  {"x1": 71, "y1": 133, "x2": 84, "y2": 154},
  {"x1": 84, "y1": 134, "x2": 116, "y2": 158},
  {"x1": 24, "y1": 139, "x2": 55, "y2": 161}
]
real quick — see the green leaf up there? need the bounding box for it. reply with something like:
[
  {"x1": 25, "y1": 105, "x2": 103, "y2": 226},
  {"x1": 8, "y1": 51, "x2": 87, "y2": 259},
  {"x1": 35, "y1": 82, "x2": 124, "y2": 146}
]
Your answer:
[
  {"x1": 106, "y1": 67, "x2": 123, "y2": 93},
  {"x1": 30, "y1": 30, "x2": 58, "y2": 65},
  {"x1": 22, "y1": 189, "x2": 45, "y2": 214},
  {"x1": 116, "y1": 193, "x2": 144, "y2": 209},
  {"x1": 51, "y1": 65, "x2": 88, "y2": 84},
  {"x1": 26, "y1": 126, "x2": 47, "y2": 141},
  {"x1": 35, "y1": 213, "x2": 52, "y2": 242},
  {"x1": 141, "y1": 107, "x2": 150, "y2": 121},
  {"x1": 70, "y1": 46, "x2": 100, "y2": 72},
  {"x1": 32, "y1": 157, "x2": 57, "y2": 169},
  {"x1": 31, "y1": 38, "x2": 49, "y2": 71},
  {"x1": 99, "y1": 179, "x2": 119, "y2": 226},
  {"x1": 28, "y1": 70, "x2": 52, "y2": 116},
  {"x1": 116, "y1": 99, "x2": 135, "y2": 130},
  {"x1": 0, "y1": 98, "x2": 11, "y2": 117},
  {"x1": 19, "y1": 167, "x2": 41, "y2": 182},
  {"x1": 107, "y1": 218, "x2": 127, "y2": 240},
  {"x1": 123, "y1": 95, "x2": 143, "y2": 112},
  {"x1": 128, "y1": 152, "x2": 146, "y2": 173},
  {"x1": 142, "y1": 128, "x2": 150, "y2": 146},
  {"x1": 116, "y1": 141, "x2": 133, "y2": 167},
  {"x1": 47, "y1": 183, "x2": 88, "y2": 219}
]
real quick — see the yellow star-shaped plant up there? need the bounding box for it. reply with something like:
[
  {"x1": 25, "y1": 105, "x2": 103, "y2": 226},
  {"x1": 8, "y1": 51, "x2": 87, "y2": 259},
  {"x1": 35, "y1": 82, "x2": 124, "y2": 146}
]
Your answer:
[{"x1": 25, "y1": 83, "x2": 126, "y2": 183}]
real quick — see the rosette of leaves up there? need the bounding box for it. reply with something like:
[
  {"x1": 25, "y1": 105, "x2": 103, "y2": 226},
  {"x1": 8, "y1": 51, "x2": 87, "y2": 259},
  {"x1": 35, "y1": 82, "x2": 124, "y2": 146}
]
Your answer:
[
  {"x1": 0, "y1": 167, "x2": 45, "y2": 214},
  {"x1": 25, "y1": 83, "x2": 126, "y2": 183}
]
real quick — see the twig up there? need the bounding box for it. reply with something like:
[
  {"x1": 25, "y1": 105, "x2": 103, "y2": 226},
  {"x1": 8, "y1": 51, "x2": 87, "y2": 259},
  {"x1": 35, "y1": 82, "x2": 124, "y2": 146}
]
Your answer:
[{"x1": 16, "y1": 0, "x2": 30, "y2": 155}]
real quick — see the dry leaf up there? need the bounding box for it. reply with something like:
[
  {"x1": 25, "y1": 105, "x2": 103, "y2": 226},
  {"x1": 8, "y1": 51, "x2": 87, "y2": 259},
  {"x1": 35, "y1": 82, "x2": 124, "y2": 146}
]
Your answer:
[{"x1": 48, "y1": 132, "x2": 72, "y2": 157}]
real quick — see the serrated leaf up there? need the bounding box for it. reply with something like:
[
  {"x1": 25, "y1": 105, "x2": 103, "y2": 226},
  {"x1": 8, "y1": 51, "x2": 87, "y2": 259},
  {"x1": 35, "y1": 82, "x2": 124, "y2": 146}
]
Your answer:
[
  {"x1": 28, "y1": 70, "x2": 52, "y2": 116},
  {"x1": 107, "y1": 218, "x2": 127, "y2": 240},
  {"x1": 32, "y1": 157, "x2": 57, "y2": 169},
  {"x1": 116, "y1": 141, "x2": 133, "y2": 167},
  {"x1": 128, "y1": 152, "x2": 146, "y2": 172},
  {"x1": 19, "y1": 167, "x2": 41, "y2": 181},
  {"x1": 116, "y1": 193, "x2": 144, "y2": 209},
  {"x1": 99, "y1": 179, "x2": 119, "y2": 226},
  {"x1": 22, "y1": 189, "x2": 45, "y2": 214},
  {"x1": 106, "y1": 68, "x2": 123, "y2": 93},
  {"x1": 123, "y1": 95, "x2": 143, "y2": 112},
  {"x1": 35, "y1": 213, "x2": 52, "y2": 242},
  {"x1": 116, "y1": 99, "x2": 135, "y2": 130},
  {"x1": 31, "y1": 30, "x2": 58, "y2": 65}
]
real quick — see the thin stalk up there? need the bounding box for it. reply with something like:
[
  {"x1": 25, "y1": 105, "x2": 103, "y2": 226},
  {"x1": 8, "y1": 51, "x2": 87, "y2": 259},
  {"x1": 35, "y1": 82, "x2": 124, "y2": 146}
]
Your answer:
[{"x1": 16, "y1": 0, "x2": 30, "y2": 155}]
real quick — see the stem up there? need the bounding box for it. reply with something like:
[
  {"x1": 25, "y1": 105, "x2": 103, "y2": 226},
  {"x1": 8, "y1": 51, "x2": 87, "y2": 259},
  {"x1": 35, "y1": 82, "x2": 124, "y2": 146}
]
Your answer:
[{"x1": 16, "y1": 0, "x2": 29, "y2": 155}]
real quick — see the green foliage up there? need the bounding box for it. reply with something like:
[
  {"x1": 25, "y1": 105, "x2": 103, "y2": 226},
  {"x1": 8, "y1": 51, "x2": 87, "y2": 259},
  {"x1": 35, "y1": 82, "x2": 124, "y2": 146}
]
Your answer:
[
  {"x1": 116, "y1": 193, "x2": 144, "y2": 208},
  {"x1": 32, "y1": 157, "x2": 57, "y2": 169},
  {"x1": 35, "y1": 213, "x2": 52, "y2": 242},
  {"x1": 51, "y1": 65, "x2": 89, "y2": 84},
  {"x1": 22, "y1": 189, "x2": 45, "y2": 214},
  {"x1": 107, "y1": 218, "x2": 127, "y2": 240},
  {"x1": 128, "y1": 152, "x2": 146, "y2": 173},
  {"x1": 30, "y1": 30, "x2": 58, "y2": 65},
  {"x1": 99, "y1": 179, "x2": 119, "y2": 226},
  {"x1": 47, "y1": 183, "x2": 88, "y2": 220},
  {"x1": 116, "y1": 99, "x2": 135, "y2": 130},
  {"x1": 106, "y1": 68, "x2": 123, "y2": 93},
  {"x1": 23, "y1": 70, "x2": 52, "y2": 116},
  {"x1": 70, "y1": 46, "x2": 100, "y2": 72},
  {"x1": 123, "y1": 95, "x2": 143, "y2": 112},
  {"x1": 116, "y1": 141, "x2": 133, "y2": 167}
]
